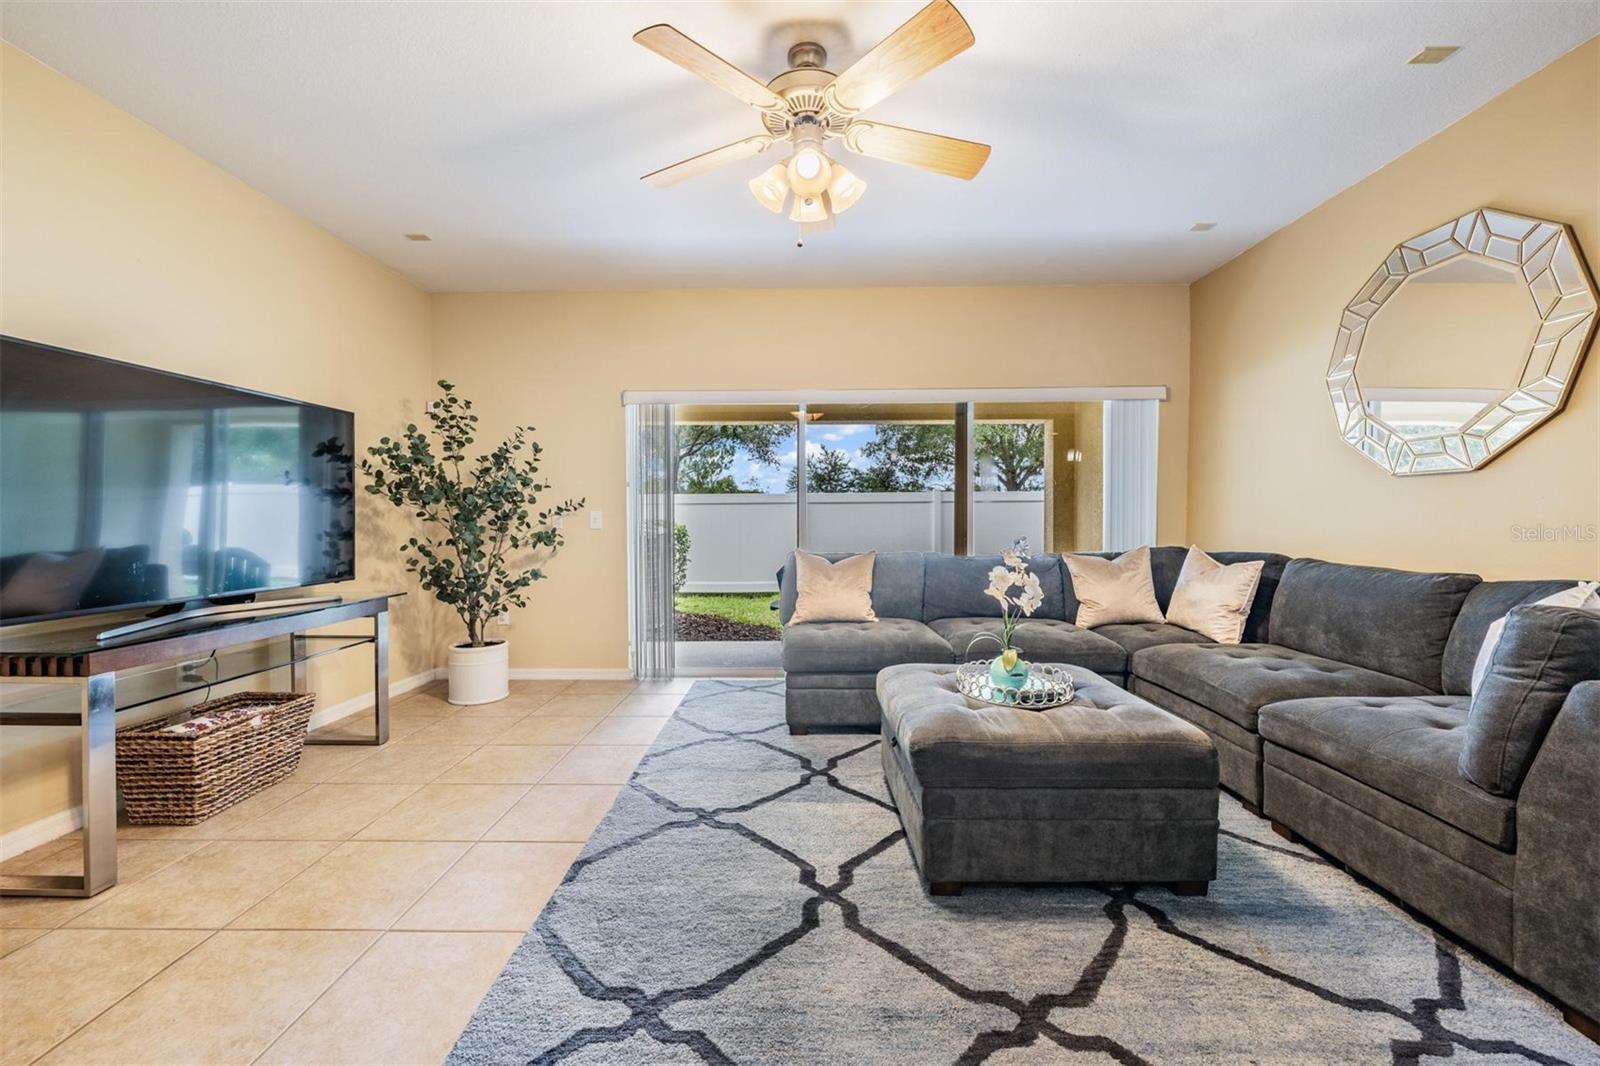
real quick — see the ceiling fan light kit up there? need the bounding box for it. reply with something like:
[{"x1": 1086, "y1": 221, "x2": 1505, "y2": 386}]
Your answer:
[{"x1": 634, "y1": 0, "x2": 989, "y2": 244}]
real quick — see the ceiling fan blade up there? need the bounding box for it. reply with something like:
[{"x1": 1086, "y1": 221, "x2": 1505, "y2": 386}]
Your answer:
[
  {"x1": 641, "y1": 136, "x2": 775, "y2": 187},
  {"x1": 824, "y1": 0, "x2": 974, "y2": 115},
  {"x1": 634, "y1": 24, "x2": 784, "y2": 111},
  {"x1": 842, "y1": 121, "x2": 990, "y2": 180}
]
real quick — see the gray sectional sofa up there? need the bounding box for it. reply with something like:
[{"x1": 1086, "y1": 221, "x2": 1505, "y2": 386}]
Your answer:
[{"x1": 778, "y1": 547, "x2": 1600, "y2": 1036}]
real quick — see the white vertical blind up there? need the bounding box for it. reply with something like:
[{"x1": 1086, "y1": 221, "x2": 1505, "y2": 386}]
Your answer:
[
  {"x1": 1102, "y1": 399, "x2": 1159, "y2": 551},
  {"x1": 627, "y1": 404, "x2": 675, "y2": 679}
]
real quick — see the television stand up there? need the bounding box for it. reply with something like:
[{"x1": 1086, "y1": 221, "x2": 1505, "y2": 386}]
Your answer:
[
  {"x1": 0, "y1": 593, "x2": 399, "y2": 899},
  {"x1": 95, "y1": 593, "x2": 344, "y2": 641}
]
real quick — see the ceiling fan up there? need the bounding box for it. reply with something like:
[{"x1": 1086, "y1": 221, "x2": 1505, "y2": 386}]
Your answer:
[{"x1": 634, "y1": 0, "x2": 990, "y2": 242}]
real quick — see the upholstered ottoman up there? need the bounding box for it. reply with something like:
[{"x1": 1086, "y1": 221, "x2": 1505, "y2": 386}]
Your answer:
[{"x1": 877, "y1": 663, "x2": 1220, "y2": 895}]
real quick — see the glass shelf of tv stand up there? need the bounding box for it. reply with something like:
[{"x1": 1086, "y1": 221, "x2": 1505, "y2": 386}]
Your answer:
[{"x1": 0, "y1": 633, "x2": 374, "y2": 719}]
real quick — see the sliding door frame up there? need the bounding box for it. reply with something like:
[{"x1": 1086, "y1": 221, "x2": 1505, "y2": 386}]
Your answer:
[{"x1": 622, "y1": 387, "x2": 1167, "y2": 406}]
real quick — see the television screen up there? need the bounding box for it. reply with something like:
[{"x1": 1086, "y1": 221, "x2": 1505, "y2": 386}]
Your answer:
[{"x1": 0, "y1": 337, "x2": 356, "y2": 624}]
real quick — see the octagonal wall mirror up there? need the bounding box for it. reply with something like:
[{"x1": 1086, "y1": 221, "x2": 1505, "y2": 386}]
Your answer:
[{"x1": 1326, "y1": 208, "x2": 1598, "y2": 475}]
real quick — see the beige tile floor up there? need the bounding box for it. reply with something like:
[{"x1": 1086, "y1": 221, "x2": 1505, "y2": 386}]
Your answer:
[{"x1": 0, "y1": 677, "x2": 693, "y2": 1066}]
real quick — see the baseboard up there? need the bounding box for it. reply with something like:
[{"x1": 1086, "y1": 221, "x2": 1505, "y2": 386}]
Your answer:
[
  {"x1": 308, "y1": 668, "x2": 441, "y2": 730},
  {"x1": 1, "y1": 668, "x2": 442, "y2": 861},
  {"x1": 0, "y1": 806, "x2": 84, "y2": 863}
]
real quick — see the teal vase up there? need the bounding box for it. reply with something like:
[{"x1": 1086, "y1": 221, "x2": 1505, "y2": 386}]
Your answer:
[{"x1": 989, "y1": 652, "x2": 1031, "y2": 690}]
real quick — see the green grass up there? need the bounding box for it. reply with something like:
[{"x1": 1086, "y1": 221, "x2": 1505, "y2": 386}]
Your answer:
[{"x1": 674, "y1": 591, "x2": 782, "y2": 630}]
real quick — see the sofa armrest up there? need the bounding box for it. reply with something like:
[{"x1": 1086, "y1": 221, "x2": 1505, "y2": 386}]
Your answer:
[{"x1": 1514, "y1": 679, "x2": 1600, "y2": 1020}]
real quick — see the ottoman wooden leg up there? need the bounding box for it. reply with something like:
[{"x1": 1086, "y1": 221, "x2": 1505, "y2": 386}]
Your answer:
[
  {"x1": 1270, "y1": 821, "x2": 1299, "y2": 844},
  {"x1": 928, "y1": 881, "x2": 964, "y2": 897},
  {"x1": 788, "y1": 725, "x2": 808, "y2": 736},
  {"x1": 1170, "y1": 881, "x2": 1209, "y2": 897}
]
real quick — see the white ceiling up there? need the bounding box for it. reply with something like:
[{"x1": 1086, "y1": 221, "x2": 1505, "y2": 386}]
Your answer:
[{"x1": 3, "y1": 2, "x2": 1596, "y2": 292}]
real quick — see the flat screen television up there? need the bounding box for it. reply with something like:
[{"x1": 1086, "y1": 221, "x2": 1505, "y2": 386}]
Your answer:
[{"x1": 0, "y1": 336, "x2": 356, "y2": 625}]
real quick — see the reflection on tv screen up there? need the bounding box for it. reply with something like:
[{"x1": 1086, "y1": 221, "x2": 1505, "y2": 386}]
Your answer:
[{"x1": 0, "y1": 337, "x2": 355, "y2": 623}]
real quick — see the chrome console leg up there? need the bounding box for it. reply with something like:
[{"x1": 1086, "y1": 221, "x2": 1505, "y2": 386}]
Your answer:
[
  {"x1": 373, "y1": 611, "x2": 390, "y2": 745},
  {"x1": 0, "y1": 672, "x2": 118, "y2": 898},
  {"x1": 289, "y1": 633, "x2": 308, "y2": 694},
  {"x1": 80, "y1": 673, "x2": 118, "y2": 895},
  {"x1": 302, "y1": 610, "x2": 389, "y2": 746}
]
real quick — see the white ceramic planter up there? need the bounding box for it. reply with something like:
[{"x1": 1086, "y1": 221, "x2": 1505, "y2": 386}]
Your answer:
[{"x1": 447, "y1": 640, "x2": 510, "y2": 705}]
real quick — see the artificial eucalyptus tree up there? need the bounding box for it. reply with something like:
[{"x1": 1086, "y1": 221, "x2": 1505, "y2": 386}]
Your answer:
[{"x1": 362, "y1": 381, "x2": 584, "y2": 648}]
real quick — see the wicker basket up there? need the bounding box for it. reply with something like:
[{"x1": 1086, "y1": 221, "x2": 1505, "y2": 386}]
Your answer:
[{"x1": 116, "y1": 691, "x2": 317, "y2": 825}]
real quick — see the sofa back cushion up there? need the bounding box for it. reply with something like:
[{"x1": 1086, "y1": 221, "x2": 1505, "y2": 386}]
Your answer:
[
  {"x1": 1068, "y1": 547, "x2": 1288, "y2": 642},
  {"x1": 1440, "y1": 579, "x2": 1586, "y2": 696},
  {"x1": 1268, "y1": 559, "x2": 1479, "y2": 691},
  {"x1": 1460, "y1": 605, "x2": 1600, "y2": 796},
  {"x1": 779, "y1": 551, "x2": 926, "y2": 623},
  {"x1": 921, "y1": 553, "x2": 1067, "y2": 622}
]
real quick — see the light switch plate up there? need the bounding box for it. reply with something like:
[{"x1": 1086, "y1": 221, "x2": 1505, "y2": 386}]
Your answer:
[{"x1": 589, "y1": 510, "x2": 603, "y2": 529}]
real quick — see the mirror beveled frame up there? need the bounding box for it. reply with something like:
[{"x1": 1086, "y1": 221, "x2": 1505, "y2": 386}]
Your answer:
[{"x1": 1326, "y1": 207, "x2": 1598, "y2": 476}]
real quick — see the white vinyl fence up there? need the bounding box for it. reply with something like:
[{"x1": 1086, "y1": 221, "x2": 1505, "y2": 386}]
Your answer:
[{"x1": 675, "y1": 492, "x2": 1045, "y2": 593}]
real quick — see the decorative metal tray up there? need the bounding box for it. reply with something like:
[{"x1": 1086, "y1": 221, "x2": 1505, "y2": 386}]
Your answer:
[{"x1": 954, "y1": 661, "x2": 1076, "y2": 709}]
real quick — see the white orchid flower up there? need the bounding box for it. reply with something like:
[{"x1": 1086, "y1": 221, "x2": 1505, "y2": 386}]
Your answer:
[
  {"x1": 1017, "y1": 572, "x2": 1044, "y2": 615},
  {"x1": 986, "y1": 565, "x2": 1014, "y2": 593},
  {"x1": 1001, "y1": 548, "x2": 1023, "y2": 570}
]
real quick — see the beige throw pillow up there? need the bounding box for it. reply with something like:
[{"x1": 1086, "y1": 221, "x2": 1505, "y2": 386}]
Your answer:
[
  {"x1": 1165, "y1": 547, "x2": 1265, "y2": 645},
  {"x1": 1065, "y1": 546, "x2": 1165, "y2": 628},
  {"x1": 789, "y1": 551, "x2": 877, "y2": 624}
]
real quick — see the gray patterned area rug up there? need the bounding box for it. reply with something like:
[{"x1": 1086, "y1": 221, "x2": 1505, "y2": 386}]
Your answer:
[{"x1": 448, "y1": 680, "x2": 1593, "y2": 1066}]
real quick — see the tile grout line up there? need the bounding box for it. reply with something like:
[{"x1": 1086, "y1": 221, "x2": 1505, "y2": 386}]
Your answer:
[
  {"x1": 24, "y1": 927, "x2": 224, "y2": 1065},
  {"x1": 10, "y1": 681, "x2": 646, "y2": 1061},
  {"x1": 244, "y1": 770, "x2": 557, "y2": 1065}
]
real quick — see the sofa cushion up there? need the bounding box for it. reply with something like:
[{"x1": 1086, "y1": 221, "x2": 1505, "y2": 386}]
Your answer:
[
  {"x1": 1441, "y1": 579, "x2": 1587, "y2": 696},
  {"x1": 1460, "y1": 605, "x2": 1600, "y2": 796},
  {"x1": 782, "y1": 618, "x2": 953, "y2": 674},
  {"x1": 1259, "y1": 695, "x2": 1515, "y2": 850},
  {"x1": 1133, "y1": 642, "x2": 1431, "y2": 734},
  {"x1": 779, "y1": 551, "x2": 926, "y2": 623},
  {"x1": 1096, "y1": 622, "x2": 1212, "y2": 656},
  {"x1": 925, "y1": 617, "x2": 1128, "y2": 677},
  {"x1": 1268, "y1": 559, "x2": 1479, "y2": 691},
  {"x1": 922, "y1": 554, "x2": 1067, "y2": 622}
]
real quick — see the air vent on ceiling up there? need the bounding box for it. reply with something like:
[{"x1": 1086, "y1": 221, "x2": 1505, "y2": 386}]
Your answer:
[
  {"x1": 1190, "y1": 222, "x2": 1217, "y2": 232},
  {"x1": 403, "y1": 233, "x2": 432, "y2": 242},
  {"x1": 1408, "y1": 46, "x2": 1460, "y2": 65}
]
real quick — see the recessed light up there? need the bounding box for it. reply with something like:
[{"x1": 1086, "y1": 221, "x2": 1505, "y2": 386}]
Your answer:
[
  {"x1": 1408, "y1": 46, "x2": 1460, "y2": 65},
  {"x1": 1190, "y1": 222, "x2": 1217, "y2": 232},
  {"x1": 403, "y1": 233, "x2": 432, "y2": 242}
]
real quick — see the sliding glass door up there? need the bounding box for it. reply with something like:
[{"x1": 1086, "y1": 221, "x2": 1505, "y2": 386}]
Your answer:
[
  {"x1": 627, "y1": 391, "x2": 1161, "y2": 676},
  {"x1": 798, "y1": 402, "x2": 963, "y2": 555}
]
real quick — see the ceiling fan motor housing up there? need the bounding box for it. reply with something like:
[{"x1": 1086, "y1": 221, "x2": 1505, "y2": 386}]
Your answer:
[{"x1": 763, "y1": 58, "x2": 850, "y2": 138}]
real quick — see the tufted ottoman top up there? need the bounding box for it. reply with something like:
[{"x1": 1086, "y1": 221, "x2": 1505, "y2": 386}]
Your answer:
[{"x1": 876, "y1": 663, "x2": 1218, "y2": 791}]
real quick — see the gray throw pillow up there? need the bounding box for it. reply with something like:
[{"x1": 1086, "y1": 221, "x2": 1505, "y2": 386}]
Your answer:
[{"x1": 1459, "y1": 605, "x2": 1600, "y2": 796}]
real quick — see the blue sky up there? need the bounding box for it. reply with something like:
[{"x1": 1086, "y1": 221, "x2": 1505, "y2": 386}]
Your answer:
[{"x1": 730, "y1": 424, "x2": 876, "y2": 493}]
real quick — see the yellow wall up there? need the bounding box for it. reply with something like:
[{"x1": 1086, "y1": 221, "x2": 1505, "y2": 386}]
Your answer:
[
  {"x1": 0, "y1": 44, "x2": 437, "y2": 835},
  {"x1": 1188, "y1": 39, "x2": 1600, "y2": 579},
  {"x1": 431, "y1": 286, "x2": 1191, "y2": 668}
]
